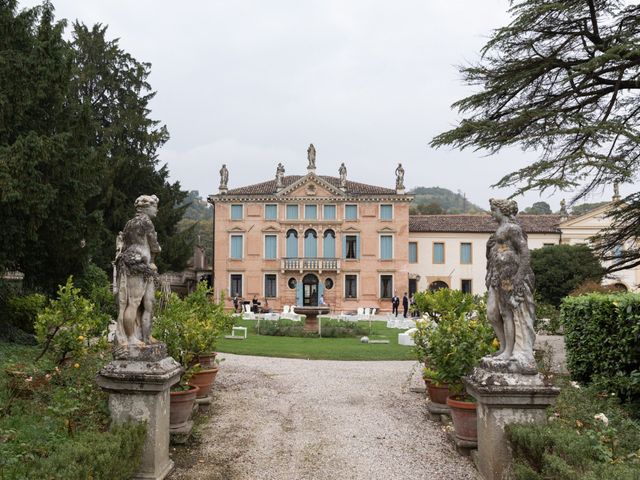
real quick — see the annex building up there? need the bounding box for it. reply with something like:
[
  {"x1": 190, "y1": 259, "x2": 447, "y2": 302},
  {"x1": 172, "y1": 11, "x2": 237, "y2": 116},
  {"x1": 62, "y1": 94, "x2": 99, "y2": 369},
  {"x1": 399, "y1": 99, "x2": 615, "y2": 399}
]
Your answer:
[{"x1": 209, "y1": 150, "x2": 637, "y2": 313}]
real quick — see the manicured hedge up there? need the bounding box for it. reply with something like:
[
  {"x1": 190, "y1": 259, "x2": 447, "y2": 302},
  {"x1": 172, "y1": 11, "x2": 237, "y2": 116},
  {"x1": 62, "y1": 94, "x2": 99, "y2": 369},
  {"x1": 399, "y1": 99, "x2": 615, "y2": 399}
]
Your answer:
[{"x1": 561, "y1": 293, "x2": 640, "y2": 400}]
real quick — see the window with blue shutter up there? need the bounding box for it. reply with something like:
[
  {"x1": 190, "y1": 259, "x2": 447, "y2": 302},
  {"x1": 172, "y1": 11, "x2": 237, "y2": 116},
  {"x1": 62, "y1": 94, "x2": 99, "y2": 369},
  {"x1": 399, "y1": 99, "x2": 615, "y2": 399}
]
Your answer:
[
  {"x1": 231, "y1": 204, "x2": 243, "y2": 220},
  {"x1": 345, "y1": 204, "x2": 357, "y2": 220},
  {"x1": 304, "y1": 229, "x2": 317, "y2": 258},
  {"x1": 265, "y1": 204, "x2": 277, "y2": 220},
  {"x1": 230, "y1": 274, "x2": 243, "y2": 296},
  {"x1": 230, "y1": 235, "x2": 243, "y2": 259},
  {"x1": 345, "y1": 235, "x2": 359, "y2": 259},
  {"x1": 380, "y1": 204, "x2": 393, "y2": 220},
  {"x1": 286, "y1": 230, "x2": 298, "y2": 257},
  {"x1": 304, "y1": 204, "x2": 317, "y2": 220},
  {"x1": 409, "y1": 242, "x2": 418, "y2": 263},
  {"x1": 323, "y1": 205, "x2": 336, "y2": 220},
  {"x1": 286, "y1": 204, "x2": 299, "y2": 220},
  {"x1": 460, "y1": 243, "x2": 472, "y2": 264},
  {"x1": 323, "y1": 230, "x2": 336, "y2": 258},
  {"x1": 380, "y1": 235, "x2": 393, "y2": 260},
  {"x1": 265, "y1": 274, "x2": 277, "y2": 297},
  {"x1": 265, "y1": 235, "x2": 277, "y2": 259},
  {"x1": 295, "y1": 282, "x2": 303, "y2": 306},
  {"x1": 345, "y1": 275, "x2": 358, "y2": 298},
  {"x1": 433, "y1": 243, "x2": 445, "y2": 264}
]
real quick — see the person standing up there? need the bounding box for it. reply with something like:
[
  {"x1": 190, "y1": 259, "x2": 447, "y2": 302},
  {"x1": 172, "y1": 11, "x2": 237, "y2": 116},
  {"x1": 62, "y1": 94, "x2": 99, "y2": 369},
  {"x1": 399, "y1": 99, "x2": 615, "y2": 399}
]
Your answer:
[
  {"x1": 232, "y1": 293, "x2": 239, "y2": 313},
  {"x1": 392, "y1": 293, "x2": 400, "y2": 317},
  {"x1": 402, "y1": 292, "x2": 409, "y2": 318}
]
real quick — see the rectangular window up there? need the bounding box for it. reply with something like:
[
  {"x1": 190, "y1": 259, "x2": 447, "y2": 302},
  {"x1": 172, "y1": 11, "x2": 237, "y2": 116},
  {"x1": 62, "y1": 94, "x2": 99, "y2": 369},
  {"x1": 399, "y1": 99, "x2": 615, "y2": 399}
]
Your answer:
[
  {"x1": 380, "y1": 235, "x2": 393, "y2": 260},
  {"x1": 286, "y1": 204, "x2": 299, "y2": 220},
  {"x1": 345, "y1": 204, "x2": 357, "y2": 220},
  {"x1": 460, "y1": 243, "x2": 472, "y2": 264},
  {"x1": 409, "y1": 242, "x2": 418, "y2": 263},
  {"x1": 230, "y1": 235, "x2": 243, "y2": 259},
  {"x1": 265, "y1": 204, "x2": 277, "y2": 220},
  {"x1": 304, "y1": 204, "x2": 317, "y2": 220},
  {"x1": 323, "y1": 204, "x2": 336, "y2": 220},
  {"x1": 264, "y1": 274, "x2": 277, "y2": 298},
  {"x1": 345, "y1": 275, "x2": 358, "y2": 298},
  {"x1": 231, "y1": 204, "x2": 243, "y2": 220},
  {"x1": 380, "y1": 275, "x2": 393, "y2": 299},
  {"x1": 461, "y1": 279, "x2": 472, "y2": 294},
  {"x1": 345, "y1": 235, "x2": 358, "y2": 259},
  {"x1": 433, "y1": 242, "x2": 445, "y2": 264},
  {"x1": 264, "y1": 235, "x2": 277, "y2": 259},
  {"x1": 230, "y1": 274, "x2": 243, "y2": 297},
  {"x1": 380, "y1": 204, "x2": 393, "y2": 220},
  {"x1": 543, "y1": 243, "x2": 555, "y2": 247}
]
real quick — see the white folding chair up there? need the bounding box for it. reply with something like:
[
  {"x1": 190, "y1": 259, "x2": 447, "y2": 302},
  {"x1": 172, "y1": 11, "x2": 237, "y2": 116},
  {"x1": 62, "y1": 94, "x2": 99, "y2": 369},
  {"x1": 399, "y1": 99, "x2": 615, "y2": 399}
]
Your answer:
[
  {"x1": 357, "y1": 307, "x2": 364, "y2": 320},
  {"x1": 242, "y1": 304, "x2": 256, "y2": 320},
  {"x1": 364, "y1": 307, "x2": 371, "y2": 319},
  {"x1": 371, "y1": 308, "x2": 377, "y2": 317}
]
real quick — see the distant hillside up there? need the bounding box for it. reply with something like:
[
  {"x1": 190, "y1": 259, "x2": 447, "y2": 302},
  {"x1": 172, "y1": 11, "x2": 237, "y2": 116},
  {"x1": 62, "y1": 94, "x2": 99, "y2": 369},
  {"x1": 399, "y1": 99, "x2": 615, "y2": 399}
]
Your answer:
[{"x1": 409, "y1": 187, "x2": 485, "y2": 214}]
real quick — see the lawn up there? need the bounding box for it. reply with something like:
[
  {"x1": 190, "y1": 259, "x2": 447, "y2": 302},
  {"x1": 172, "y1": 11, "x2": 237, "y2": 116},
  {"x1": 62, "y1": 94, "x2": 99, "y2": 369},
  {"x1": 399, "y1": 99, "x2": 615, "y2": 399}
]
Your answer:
[{"x1": 216, "y1": 319, "x2": 416, "y2": 361}]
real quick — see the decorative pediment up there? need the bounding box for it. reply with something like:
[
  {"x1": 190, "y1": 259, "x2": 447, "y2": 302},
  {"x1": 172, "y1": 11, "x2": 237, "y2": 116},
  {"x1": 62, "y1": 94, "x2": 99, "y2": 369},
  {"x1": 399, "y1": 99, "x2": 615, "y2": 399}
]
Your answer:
[
  {"x1": 342, "y1": 226, "x2": 361, "y2": 233},
  {"x1": 261, "y1": 225, "x2": 281, "y2": 233},
  {"x1": 377, "y1": 226, "x2": 396, "y2": 233},
  {"x1": 559, "y1": 203, "x2": 613, "y2": 229},
  {"x1": 276, "y1": 173, "x2": 345, "y2": 198},
  {"x1": 227, "y1": 226, "x2": 246, "y2": 233}
]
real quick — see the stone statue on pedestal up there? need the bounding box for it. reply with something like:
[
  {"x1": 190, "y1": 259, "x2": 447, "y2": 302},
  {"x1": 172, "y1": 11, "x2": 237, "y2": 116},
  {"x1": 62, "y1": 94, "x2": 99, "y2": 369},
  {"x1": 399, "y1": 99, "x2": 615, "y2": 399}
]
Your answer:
[
  {"x1": 395, "y1": 163, "x2": 405, "y2": 190},
  {"x1": 484, "y1": 198, "x2": 536, "y2": 374},
  {"x1": 219, "y1": 164, "x2": 229, "y2": 190},
  {"x1": 114, "y1": 195, "x2": 161, "y2": 350},
  {"x1": 276, "y1": 162, "x2": 285, "y2": 188},
  {"x1": 307, "y1": 143, "x2": 316, "y2": 169},
  {"x1": 339, "y1": 162, "x2": 347, "y2": 188}
]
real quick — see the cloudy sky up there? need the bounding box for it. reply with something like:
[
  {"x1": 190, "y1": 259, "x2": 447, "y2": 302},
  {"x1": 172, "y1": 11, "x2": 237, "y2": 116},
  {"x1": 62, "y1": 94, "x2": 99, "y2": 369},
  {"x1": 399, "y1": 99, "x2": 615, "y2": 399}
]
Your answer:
[{"x1": 23, "y1": 0, "x2": 624, "y2": 210}]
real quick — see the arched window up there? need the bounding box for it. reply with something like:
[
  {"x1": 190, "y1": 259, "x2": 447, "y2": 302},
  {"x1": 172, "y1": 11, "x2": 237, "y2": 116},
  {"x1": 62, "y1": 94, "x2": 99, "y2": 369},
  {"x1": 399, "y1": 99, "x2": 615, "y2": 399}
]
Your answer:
[
  {"x1": 429, "y1": 281, "x2": 449, "y2": 292},
  {"x1": 323, "y1": 229, "x2": 336, "y2": 258},
  {"x1": 304, "y1": 229, "x2": 318, "y2": 258},
  {"x1": 286, "y1": 229, "x2": 298, "y2": 258}
]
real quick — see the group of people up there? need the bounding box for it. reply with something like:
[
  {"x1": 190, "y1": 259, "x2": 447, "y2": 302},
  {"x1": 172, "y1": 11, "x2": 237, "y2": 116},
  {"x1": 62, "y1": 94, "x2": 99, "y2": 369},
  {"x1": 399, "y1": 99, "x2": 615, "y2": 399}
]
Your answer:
[
  {"x1": 391, "y1": 292, "x2": 411, "y2": 318},
  {"x1": 232, "y1": 294, "x2": 270, "y2": 314}
]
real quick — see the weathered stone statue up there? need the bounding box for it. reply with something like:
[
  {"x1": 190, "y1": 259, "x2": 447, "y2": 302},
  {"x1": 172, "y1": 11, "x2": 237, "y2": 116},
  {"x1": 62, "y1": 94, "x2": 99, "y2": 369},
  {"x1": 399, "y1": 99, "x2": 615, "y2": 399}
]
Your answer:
[
  {"x1": 307, "y1": 143, "x2": 316, "y2": 169},
  {"x1": 395, "y1": 163, "x2": 405, "y2": 190},
  {"x1": 484, "y1": 198, "x2": 536, "y2": 373},
  {"x1": 339, "y1": 162, "x2": 347, "y2": 188},
  {"x1": 276, "y1": 162, "x2": 285, "y2": 188},
  {"x1": 219, "y1": 164, "x2": 229, "y2": 190},
  {"x1": 114, "y1": 195, "x2": 161, "y2": 349}
]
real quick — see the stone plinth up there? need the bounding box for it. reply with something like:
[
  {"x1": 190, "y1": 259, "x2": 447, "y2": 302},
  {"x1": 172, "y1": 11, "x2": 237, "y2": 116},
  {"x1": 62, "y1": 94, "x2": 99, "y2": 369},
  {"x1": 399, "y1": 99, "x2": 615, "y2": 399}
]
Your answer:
[
  {"x1": 97, "y1": 344, "x2": 182, "y2": 480},
  {"x1": 465, "y1": 368, "x2": 560, "y2": 480}
]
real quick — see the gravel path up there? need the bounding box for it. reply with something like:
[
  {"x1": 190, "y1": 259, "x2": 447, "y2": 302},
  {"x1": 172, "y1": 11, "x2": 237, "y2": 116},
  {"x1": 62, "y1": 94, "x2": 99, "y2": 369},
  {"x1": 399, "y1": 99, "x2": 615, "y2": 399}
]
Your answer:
[{"x1": 169, "y1": 354, "x2": 477, "y2": 480}]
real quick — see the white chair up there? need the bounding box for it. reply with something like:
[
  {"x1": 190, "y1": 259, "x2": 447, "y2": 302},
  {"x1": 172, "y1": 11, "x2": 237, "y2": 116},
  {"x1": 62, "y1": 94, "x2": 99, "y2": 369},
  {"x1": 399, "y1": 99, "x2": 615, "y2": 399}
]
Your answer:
[
  {"x1": 364, "y1": 307, "x2": 371, "y2": 319},
  {"x1": 282, "y1": 305, "x2": 290, "y2": 315},
  {"x1": 242, "y1": 304, "x2": 256, "y2": 320},
  {"x1": 371, "y1": 308, "x2": 377, "y2": 318},
  {"x1": 357, "y1": 307, "x2": 364, "y2": 320}
]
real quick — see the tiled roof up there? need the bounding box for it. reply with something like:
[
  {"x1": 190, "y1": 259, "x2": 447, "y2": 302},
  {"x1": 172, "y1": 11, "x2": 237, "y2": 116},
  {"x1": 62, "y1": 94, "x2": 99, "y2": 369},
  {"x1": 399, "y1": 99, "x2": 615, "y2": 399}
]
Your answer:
[
  {"x1": 409, "y1": 214, "x2": 563, "y2": 234},
  {"x1": 223, "y1": 175, "x2": 397, "y2": 196}
]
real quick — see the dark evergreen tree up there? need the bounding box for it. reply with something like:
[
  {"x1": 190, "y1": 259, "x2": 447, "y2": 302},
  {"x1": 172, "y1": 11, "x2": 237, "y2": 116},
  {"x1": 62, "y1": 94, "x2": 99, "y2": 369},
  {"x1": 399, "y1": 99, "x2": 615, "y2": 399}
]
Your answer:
[
  {"x1": 431, "y1": 0, "x2": 640, "y2": 272},
  {"x1": 524, "y1": 201, "x2": 552, "y2": 215}
]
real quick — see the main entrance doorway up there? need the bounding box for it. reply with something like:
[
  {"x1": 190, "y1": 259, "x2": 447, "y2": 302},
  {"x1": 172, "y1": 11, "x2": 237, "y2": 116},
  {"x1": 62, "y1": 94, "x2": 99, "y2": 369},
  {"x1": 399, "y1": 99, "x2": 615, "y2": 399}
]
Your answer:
[{"x1": 302, "y1": 274, "x2": 319, "y2": 306}]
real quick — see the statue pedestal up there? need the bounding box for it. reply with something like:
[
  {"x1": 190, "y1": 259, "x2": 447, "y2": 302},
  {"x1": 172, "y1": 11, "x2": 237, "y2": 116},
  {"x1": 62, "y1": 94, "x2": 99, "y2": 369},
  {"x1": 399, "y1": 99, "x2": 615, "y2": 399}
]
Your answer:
[
  {"x1": 465, "y1": 368, "x2": 560, "y2": 480},
  {"x1": 96, "y1": 344, "x2": 182, "y2": 480}
]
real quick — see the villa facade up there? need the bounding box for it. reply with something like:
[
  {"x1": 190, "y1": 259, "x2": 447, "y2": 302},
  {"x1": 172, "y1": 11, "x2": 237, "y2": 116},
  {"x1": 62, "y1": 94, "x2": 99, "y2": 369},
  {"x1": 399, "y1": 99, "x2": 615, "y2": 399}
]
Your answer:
[{"x1": 208, "y1": 160, "x2": 412, "y2": 312}]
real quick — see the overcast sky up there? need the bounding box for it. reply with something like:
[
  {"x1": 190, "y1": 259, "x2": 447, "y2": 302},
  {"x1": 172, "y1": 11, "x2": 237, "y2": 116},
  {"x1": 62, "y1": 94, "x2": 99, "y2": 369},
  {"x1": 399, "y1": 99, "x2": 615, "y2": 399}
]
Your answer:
[{"x1": 23, "y1": 0, "x2": 627, "y2": 210}]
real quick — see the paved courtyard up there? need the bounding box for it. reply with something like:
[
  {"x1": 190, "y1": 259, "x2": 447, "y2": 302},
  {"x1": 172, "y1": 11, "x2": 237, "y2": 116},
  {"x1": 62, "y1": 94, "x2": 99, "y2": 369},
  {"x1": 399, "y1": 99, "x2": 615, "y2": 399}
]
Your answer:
[{"x1": 170, "y1": 354, "x2": 476, "y2": 480}]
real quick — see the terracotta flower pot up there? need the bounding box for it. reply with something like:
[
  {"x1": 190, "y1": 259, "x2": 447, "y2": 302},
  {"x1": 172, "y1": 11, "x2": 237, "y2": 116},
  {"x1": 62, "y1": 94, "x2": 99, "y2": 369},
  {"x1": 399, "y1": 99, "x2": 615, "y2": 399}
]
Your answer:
[
  {"x1": 197, "y1": 352, "x2": 217, "y2": 369},
  {"x1": 446, "y1": 395, "x2": 478, "y2": 442},
  {"x1": 426, "y1": 382, "x2": 450, "y2": 405},
  {"x1": 170, "y1": 384, "x2": 199, "y2": 427},
  {"x1": 423, "y1": 377, "x2": 432, "y2": 399},
  {"x1": 190, "y1": 367, "x2": 219, "y2": 398}
]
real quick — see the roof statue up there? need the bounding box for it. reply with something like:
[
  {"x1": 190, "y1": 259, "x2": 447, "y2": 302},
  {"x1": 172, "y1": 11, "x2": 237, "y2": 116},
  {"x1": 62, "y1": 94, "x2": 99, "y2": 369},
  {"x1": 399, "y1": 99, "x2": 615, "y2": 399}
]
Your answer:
[
  {"x1": 307, "y1": 143, "x2": 316, "y2": 170},
  {"x1": 395, "y1": 163, "x2": 405, "y2": 190},
  {"x1": 276, "y1": 163, "x2": 285, "y2": 189},
  {"x1": 219, "y1": 164, "x2": 229, "y2": 191},
  {"x1": 339, "y1": 162, "x2": 347, "y2": 189},
  {"x1": 613, "y1": 181, "x2": 620, "y2": 202}
]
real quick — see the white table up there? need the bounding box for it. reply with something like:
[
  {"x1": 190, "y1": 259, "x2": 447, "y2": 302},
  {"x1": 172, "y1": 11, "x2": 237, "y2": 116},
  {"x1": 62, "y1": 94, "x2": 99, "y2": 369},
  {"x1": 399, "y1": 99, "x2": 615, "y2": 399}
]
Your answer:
[{"x1": 232, "y1": 326, "x2": 247, "y2": 339}]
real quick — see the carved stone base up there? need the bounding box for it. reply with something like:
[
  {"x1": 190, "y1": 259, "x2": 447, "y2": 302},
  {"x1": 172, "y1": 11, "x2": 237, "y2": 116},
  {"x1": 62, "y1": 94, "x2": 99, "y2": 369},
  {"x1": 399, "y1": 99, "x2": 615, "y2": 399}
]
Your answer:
[
  {"x1": 465, "y1": 368, "x2": 560, "y2": 480},
  {"x1": 97, "y1": 349, "x2": 182, "y2": 480}
]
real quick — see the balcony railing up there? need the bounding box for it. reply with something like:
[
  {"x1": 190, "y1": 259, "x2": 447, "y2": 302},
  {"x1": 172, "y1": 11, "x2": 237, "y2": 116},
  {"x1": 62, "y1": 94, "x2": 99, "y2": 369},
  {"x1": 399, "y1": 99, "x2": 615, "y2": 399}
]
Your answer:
[{"x1": 281, "y1": 257, "x2": 340, "y2": 272}]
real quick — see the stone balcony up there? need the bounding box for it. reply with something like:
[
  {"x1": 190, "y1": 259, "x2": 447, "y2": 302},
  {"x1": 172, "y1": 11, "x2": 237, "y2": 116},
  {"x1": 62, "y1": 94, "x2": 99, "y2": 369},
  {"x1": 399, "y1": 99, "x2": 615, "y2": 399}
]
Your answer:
[{"x1": 281, "y1": 257, "x2": 341, "y2": 273}]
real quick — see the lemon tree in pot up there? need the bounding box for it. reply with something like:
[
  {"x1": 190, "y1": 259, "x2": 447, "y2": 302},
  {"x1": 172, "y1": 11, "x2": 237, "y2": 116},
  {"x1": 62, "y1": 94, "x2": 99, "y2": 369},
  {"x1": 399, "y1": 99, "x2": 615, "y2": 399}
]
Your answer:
[{"x1": 426, "y1": 306, "x2": 495, "y2": 442}]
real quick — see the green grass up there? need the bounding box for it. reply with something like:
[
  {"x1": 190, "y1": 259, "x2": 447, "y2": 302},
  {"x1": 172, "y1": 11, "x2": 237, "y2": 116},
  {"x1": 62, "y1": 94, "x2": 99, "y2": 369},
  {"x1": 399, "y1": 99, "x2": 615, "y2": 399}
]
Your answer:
[{"x1": 217, "y1": 319, "x2": 415, "y2": 360}]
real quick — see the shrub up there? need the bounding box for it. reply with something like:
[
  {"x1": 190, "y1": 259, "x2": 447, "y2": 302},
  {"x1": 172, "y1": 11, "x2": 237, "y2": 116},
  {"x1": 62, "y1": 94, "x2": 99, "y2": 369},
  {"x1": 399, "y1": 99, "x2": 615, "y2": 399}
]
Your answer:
[
  {"x1": 34, "y1": 277, "x2": 109, "y2": 364},
  {"x1": 531, "y1": 244, "x2": 604, "y2": 306},
  {"x1": 506, "y1": 379, "x2": 640, "y2": 480},
  {"x1": 561, "y1": 293, "x2": 640, "y2": 402},
  {"x1": 75, "y1": 263, "x2": 117, "y2": 319},
  {"x1": 317, "y1": 319, "x2": 368, "y2": 338},
  {"x1": 534, "y1": 298, "x2": 561, "y2": 334},
  {"x1": 413, "y1": 288, "x2": 479, "y2": 322},
  {"x1": 254, "y1": 319, "x2": 307, "y2": 337},
  {"x1": 6, "y1": 293, "x2": 47, "y2": 334}
]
